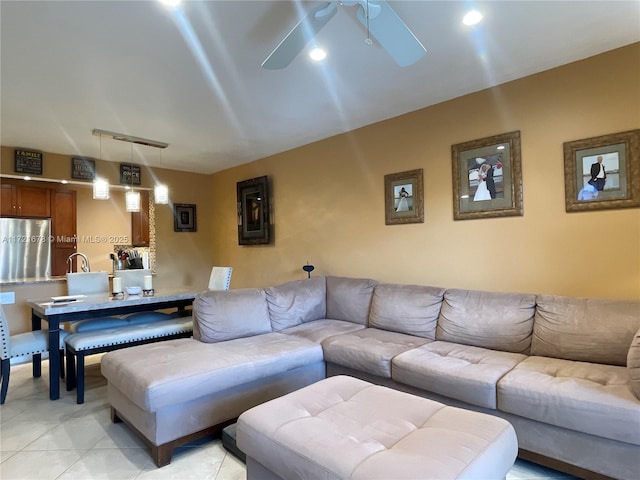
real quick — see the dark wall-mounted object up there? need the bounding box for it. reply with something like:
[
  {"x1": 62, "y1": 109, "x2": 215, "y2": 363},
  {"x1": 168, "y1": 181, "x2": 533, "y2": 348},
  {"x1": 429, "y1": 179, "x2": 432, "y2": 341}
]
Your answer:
[
  {"x1": 302, "y1": 264, "x2": 315, "y2": 278},
  {"x1": 71, "y1": 157, "x2": 96, "y2": 181},
  {"x1": 14, "y1": 149, "x2": 43, "y2": 175},
  {"x1": 120, "y1": 164, "x2": 141, "y2": 185},
  {"x1": 174, "y1": 203, "x2": 197, "y2": 232},
  {"x1": 237, "y1": 175, "x2": 270, "y2": 245}
]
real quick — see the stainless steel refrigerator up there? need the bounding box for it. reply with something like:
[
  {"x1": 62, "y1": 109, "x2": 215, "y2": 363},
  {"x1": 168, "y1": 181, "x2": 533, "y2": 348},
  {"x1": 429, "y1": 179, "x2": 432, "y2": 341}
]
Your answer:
[{"x1": 0, "y1": 218, "x2": 51, "y2": 281}]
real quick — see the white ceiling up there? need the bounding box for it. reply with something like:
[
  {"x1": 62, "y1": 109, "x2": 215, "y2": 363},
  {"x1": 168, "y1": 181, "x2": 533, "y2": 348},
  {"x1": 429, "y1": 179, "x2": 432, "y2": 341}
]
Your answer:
[{"x1": 1, "y1": 1, "x2": 639, "y2": 175}]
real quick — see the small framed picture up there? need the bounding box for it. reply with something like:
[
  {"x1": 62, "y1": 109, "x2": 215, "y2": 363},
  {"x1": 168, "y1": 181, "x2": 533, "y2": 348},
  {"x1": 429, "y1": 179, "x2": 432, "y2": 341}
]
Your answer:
[
  {"x1": 384, "y1": 169, "x2": 424, "y2": 225},
  {"x1": 173, "y1": 203, "x2": 197, "y2": 232},
  {"x1": 451, "y1": 131, "x2": 523, "y2": 221},
  {"x1": 71, "y1": 157, "x2": 96, "y2": 181},
  {"x1": 237, "y1": 175, "x2": 271, "y2": 245},
  {"x1": 563, "y1": 129, "x2": 640, "y2": 212}
]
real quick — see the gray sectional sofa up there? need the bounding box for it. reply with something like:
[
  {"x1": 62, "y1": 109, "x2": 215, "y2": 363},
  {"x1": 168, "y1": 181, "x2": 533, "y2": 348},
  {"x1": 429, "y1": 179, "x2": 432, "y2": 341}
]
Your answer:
[{"x1": 101, "y1": 276, "x2": 640, "y2": 479}]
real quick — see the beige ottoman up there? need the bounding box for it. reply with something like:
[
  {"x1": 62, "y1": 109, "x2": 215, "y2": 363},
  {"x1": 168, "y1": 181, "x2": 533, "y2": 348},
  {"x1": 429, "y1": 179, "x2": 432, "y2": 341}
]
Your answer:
[{"x1": 237, "y1": 376, "x2": 517, "y2": 480}]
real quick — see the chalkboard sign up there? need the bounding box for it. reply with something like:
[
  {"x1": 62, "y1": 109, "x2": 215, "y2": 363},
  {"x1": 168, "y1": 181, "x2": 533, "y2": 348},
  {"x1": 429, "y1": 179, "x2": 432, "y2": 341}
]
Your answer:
[
  {"x1": 14, "y1": 149, "x2": 43, "y2": 175},
  {"x1": 120, "y1": 164, "x2": 141, "y2": 185},
  {"x1": 71, "y1": 157, "x2": 96, "y2": 181}
]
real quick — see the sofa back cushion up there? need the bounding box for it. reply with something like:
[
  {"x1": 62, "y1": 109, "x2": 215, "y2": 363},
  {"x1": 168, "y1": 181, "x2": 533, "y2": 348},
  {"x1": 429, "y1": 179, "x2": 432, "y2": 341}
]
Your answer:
[
  {"x1": 193, "y1": 289, "x2": 272, "y2": 343},
  {"x1": 265, "y1": 276, "x2": 326, "y2": 331},
  {"x1": 629, "y1": 328, "x2": 640, "y2": 400},
  {"x1": 326, "y1": 276, "x2": 378, "y2": 325},
  {"x1": 368, "y1": 283, "x2": 445, "y2": 338},
  {"x1": 436, "y1": 289, "x2": 536, "y2": 354},
  {"x1": 532, "y1": 295, "x2": 640, "y2": 366}
]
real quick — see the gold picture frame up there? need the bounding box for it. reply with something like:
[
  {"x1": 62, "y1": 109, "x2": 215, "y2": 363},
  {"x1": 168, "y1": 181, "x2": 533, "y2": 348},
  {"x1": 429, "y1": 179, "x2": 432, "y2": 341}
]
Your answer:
[
  {"x1": 384, "y1": 168, "x2": 424, "y2": 225},
  {"x1": 563, "y1": 129, "x2": 640, "y2": 212},
  {"x1": 451, "y1": 131, "x2": 523, "y2": 220}
]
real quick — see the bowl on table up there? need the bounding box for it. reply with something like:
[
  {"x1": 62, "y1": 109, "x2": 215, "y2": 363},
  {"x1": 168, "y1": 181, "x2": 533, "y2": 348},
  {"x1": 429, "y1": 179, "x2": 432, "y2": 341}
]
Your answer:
[{"x1": 125, "y1": 286, "x2": 142, "y2": 295}]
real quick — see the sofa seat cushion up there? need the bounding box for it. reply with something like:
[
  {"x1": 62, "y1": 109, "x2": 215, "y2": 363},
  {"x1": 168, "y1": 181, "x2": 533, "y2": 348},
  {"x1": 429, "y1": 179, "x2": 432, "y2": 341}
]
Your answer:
[
  {"x1": 368, "y1": 283, "x2": 445, "y2": 339},
  {"x1": 326, "y1": 276, "x2": 377, "y2": 325},
  {"x1": 266, "y1": 277, "x2": 326, "y2": 331},
  {"x1": 393, "y1": 341, "x2": 526, "y2": 409},
  {"x1": 498, "y1": 356, "x2": 640, "y2": 445},
  {"x1": 101, "y1": 333, "x2": 323, "y2": 412},
  {"x1": 437, "y1": 289, "x2": 536, "y2": 354},
  {"x1": 281, "y1": 319, "x2": 365, "y2": 343},
  {"x1": 321, "y1": 328, "x2": 431, "y2": 378}
]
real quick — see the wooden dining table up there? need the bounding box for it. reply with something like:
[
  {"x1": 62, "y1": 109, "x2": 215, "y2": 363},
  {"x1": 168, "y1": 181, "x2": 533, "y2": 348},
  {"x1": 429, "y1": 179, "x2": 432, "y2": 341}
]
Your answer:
[{"x1": 28, "y1": 288, "x2": 199, "y2": 400}]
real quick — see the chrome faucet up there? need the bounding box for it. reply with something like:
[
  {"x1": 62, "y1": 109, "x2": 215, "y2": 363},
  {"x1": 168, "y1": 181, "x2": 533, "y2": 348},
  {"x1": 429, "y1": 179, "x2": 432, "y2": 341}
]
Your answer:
[{"x1": 67, "y1": 252, "x2": 90, "y2": 273}]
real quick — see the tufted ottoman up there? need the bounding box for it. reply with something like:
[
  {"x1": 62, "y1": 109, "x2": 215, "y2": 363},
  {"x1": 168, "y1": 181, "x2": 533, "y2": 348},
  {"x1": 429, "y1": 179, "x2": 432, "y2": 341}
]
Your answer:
[{"x1": 237, "y1": 375, "x2": 518, "y2": 480}]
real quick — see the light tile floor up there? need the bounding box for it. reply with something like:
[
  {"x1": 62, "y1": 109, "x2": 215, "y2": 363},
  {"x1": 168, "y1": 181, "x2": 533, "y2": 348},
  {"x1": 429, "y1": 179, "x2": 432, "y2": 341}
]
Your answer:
[{"x1": 1, "y1": 358, "x2": 578, "y2": 479}]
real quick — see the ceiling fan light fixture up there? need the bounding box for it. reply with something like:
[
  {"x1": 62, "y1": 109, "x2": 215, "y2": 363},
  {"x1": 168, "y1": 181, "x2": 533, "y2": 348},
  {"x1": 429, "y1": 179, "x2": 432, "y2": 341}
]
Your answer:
[
  {"x1": 462, "y1": 10, "x2": 483, "y2": 26},
  {"x1": 309, "y1": 48, "x2": 327, "y2": 61}
]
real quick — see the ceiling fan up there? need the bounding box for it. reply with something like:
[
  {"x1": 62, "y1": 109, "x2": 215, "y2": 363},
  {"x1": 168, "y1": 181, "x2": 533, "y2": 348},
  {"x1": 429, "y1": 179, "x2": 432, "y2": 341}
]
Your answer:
[{"x1": 262, "y1": 1, "x2": 426, "y2": 69}]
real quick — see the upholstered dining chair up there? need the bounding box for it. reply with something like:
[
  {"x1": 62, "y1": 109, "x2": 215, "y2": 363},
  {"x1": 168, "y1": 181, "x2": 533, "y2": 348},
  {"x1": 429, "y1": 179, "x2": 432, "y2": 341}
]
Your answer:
[
  {"x1": 1, "y1": 305, "x2": 68, "y2": 404},
  {"x1": 66, "y1": 271, "x2": 111, "y2": 295},
  {"x1": 66, "y1": 271, "x2": 125, "y2": 333},
  {"x1": 208, "y1": 266, "x2": 233, "y2": 291}
]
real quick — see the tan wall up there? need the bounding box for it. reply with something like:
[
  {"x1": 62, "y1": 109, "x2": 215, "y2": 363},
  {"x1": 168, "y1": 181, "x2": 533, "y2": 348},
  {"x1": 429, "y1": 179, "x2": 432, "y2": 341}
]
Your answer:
[
  {"x1": 1, "y1": 150, "x2": 214, "y2": 332},
  {"x1": 211, "y1": 43, "x2": 640, "y2": 299}
]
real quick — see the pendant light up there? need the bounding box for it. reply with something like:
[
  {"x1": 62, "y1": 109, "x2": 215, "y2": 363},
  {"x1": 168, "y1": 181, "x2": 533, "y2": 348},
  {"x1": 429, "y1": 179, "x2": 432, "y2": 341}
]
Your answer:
[
  {"x1": 93, "y1": 134, "x2": 110, "y2": 199},
  {"x1": 154, "y1": 185, "x2": 169, "y2": 204},
  {"x1": 125, "y1": 143, "x2": 141, "y2": 212},
  {"x1": 154, "y1": 149, "x2": 169, "y2": 204}
]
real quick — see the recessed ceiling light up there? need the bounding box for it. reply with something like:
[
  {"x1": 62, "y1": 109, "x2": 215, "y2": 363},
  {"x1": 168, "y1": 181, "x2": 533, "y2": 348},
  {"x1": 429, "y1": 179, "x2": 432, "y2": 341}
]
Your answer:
[
  {"x1": 61, "y1": 179, "x2": 68, "y2": 184},
  {"x1": 462, "y1": 10, "x2": 483, "y2": 26},
  {"x1": 24, "y1": 176, "x2": 31, "y2": 181},
  {"x1": 309, "y1": 48, "x2": 327, "y2": 62},
  {"x1": 159, "y1": 0, "x2": 182, "y2": 8},
  {"x1": 497, "y1": 145, "x2": 505, "y2": 150}
]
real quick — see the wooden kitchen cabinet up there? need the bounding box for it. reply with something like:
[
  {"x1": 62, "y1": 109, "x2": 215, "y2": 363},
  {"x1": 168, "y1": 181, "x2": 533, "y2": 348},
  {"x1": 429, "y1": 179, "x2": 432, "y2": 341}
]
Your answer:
[
  {"x1": 0, "y1": 184, "x2": 14, "y2": 216},
  {"x1": 50, "y1": 188, "x2": 77, "y2": 276},
  {"x1": 131, "y1": 190, "x2": 150, "y2": 247},
  {"x1": 0, "y1": 183, "x2": 51, "y2": 217}
]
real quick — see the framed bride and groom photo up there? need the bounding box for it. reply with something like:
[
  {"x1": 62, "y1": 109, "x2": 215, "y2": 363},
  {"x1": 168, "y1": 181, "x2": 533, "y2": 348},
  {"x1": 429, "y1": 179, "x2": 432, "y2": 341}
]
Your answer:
[
  {"x1": 384, "y1": 168, "x2": 424, "y2": 225},
  {"x1": 563, "y1": 129, "x2": 640, "y2": 213},
  {"x1": 451, "y1": 131, "x2": 523, "y2": 221}
]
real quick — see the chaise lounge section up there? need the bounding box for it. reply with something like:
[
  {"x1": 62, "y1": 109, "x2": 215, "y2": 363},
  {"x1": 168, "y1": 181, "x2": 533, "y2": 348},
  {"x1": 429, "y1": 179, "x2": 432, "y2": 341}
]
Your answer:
[{"x1": 101, "y1": 276, "x2": 640, "y2": 479}]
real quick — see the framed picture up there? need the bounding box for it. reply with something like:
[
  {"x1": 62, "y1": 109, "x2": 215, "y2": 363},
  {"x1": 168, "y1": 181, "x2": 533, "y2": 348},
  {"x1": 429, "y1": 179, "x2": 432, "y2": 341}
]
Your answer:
[
  {"x1": 384, "y1": 169, "x2": 424, "y2": 225},
  {"x1": 563, "y1": 129, "x2": 640, "y2": 212},
  {"x1": 173, "y1": 203, "x2": 197, "y2": 232},
  {"x1": 71, "y1": 157, "x2": 95, "y2": 181},
  {"x1": 120, "y1": 164, "x2": 141, "y2": 186},
  {"x1": 237, "y1": 175, "x2": 270, "y2": 245},
  {"x1": 14, "y1": 148, "x2": 43, "y2": 175},
  {"x1": 451, "y1": 131, "x2": 523, "y2": 220}
]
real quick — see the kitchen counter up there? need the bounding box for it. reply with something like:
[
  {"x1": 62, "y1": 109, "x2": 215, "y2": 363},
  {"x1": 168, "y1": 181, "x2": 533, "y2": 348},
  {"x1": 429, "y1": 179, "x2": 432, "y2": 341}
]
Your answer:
[{"x1": 1, "y1": 276, "x2": 67, "y2": 286}]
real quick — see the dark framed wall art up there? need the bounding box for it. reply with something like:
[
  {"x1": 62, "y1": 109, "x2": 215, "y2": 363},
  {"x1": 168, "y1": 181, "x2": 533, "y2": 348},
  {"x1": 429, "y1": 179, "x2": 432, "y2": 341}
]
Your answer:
[
  {"x1": 174, "y1": 203, "x2": 197, "y2": 232},
  {"x1": 237, "y1": 175, "x2": 270, "y2": 245}
]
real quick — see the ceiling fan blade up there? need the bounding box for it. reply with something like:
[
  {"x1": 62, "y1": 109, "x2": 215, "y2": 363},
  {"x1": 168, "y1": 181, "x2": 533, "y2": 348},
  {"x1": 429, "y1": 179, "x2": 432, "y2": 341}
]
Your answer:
[
  {"x1": 262, "y1": 2, "x2": 339, "y2": 70},
  {"x1": 356, "y1": 1, "x2": 426, "y2": 67}
]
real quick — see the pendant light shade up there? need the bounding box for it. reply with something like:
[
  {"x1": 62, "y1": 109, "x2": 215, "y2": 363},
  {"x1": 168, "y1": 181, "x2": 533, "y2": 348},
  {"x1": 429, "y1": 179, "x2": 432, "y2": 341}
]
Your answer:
[
  {"x1": 93, "y1": 179, "x2": 110, "y2": 200},
  {"x1": 125, "y1": 190, "x2": 141, "y2": 212},
  {"x1": 154, "y1": 184, "x2": 169, "y2": 204}
]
